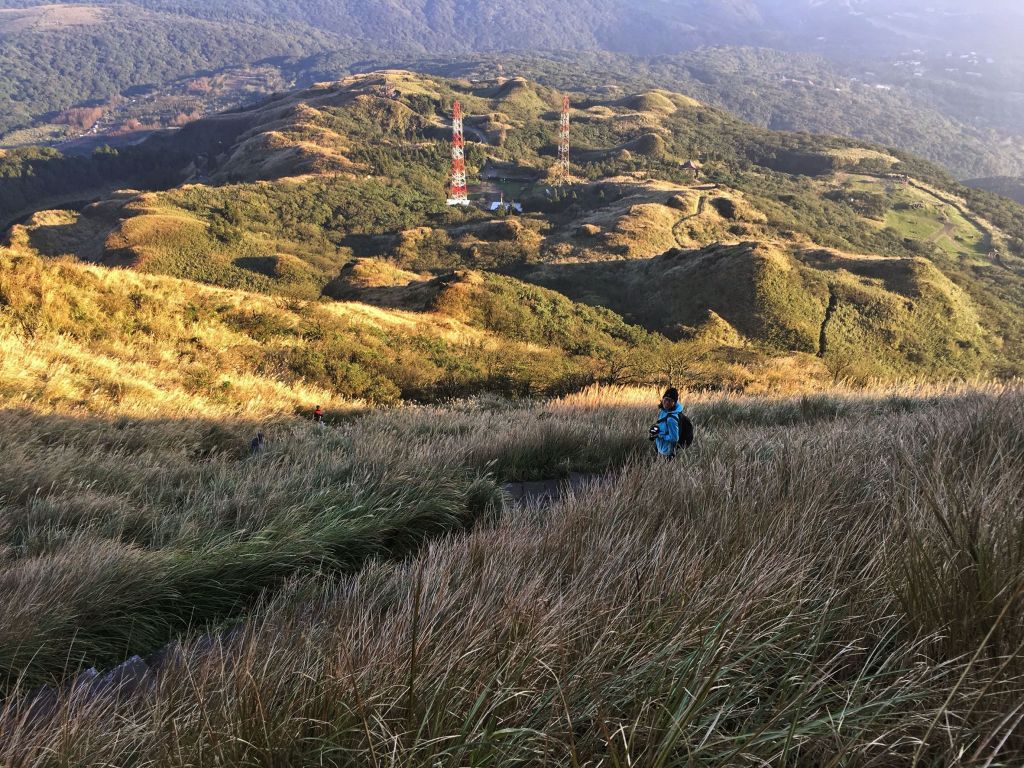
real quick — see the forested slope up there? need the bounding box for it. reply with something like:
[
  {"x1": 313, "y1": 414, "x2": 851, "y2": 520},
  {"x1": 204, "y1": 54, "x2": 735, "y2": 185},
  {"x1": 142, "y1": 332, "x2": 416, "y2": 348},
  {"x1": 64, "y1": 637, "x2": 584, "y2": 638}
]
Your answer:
[
  {"x1": 0, "y1": 4, "x2": 333, "y2": 135},
  {"x1": 3, "y1": 1, "x2": 1024, "y2": 177}
]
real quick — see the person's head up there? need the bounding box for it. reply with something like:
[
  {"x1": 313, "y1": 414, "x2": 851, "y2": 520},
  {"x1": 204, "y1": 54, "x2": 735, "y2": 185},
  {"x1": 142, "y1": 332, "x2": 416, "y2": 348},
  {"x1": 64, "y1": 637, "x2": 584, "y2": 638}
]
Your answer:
[
  {"x1": 257, "y1": 432, "x2": 264, "y2": 441},
  {"x1": 661, "y1": 387, "x2": 679, "y2": 410}
]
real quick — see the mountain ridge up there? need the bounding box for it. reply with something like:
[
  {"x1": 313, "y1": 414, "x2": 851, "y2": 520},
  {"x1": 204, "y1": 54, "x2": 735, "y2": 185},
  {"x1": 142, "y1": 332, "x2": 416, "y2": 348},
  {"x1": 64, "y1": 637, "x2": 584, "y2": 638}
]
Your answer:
[{"x1": 4, "y1": 69, "x2": 1024, "y2": 396}]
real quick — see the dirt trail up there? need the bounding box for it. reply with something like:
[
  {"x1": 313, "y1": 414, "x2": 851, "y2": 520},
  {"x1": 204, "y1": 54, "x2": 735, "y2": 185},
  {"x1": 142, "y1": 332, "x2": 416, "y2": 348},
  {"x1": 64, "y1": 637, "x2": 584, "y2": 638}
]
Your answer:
[{"x1": 672, "y1": 194, "x2": 707, "y2": 248}]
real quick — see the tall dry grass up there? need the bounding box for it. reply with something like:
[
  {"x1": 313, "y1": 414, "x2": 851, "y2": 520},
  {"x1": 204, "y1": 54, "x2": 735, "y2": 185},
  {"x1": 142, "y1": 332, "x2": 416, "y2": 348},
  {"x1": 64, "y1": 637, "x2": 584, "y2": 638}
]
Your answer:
[{"x1": 0, "y1": 384, "x2": 1022, "y2": 764}]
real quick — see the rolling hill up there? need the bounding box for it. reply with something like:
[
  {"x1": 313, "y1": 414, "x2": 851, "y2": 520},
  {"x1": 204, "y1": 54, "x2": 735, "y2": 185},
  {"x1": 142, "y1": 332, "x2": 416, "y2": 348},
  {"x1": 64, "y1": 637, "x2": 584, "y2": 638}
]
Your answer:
[
  {"x1": 3, "y1": 69, "x2": 1024, "y2": 766},
  {"x1": 420, "y1": 49, "x2": 1024, "y2": 179},
  {"x1": 4, "y1": 70, "x2": 1024, "y2": 401}
]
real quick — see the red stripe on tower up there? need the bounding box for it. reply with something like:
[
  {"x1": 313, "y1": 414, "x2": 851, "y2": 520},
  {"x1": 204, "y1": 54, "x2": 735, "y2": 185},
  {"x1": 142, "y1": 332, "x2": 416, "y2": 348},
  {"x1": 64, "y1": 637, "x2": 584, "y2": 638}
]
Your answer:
[{"x1": 447, "y1": 100, "x2": 470, "y2": 206}]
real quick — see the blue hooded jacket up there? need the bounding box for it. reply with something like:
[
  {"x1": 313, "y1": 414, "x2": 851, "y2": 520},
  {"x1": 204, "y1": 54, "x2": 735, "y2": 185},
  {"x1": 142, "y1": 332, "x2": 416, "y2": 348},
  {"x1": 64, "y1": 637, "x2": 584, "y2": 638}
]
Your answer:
[{"x1": 655, "y1": 402, "x2": 684, "y2": 456}]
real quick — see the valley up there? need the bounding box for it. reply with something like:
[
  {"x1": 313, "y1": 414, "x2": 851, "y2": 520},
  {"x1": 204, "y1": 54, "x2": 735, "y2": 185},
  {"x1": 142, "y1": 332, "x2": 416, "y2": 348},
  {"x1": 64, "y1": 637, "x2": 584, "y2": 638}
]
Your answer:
[{"x1": 5, "y1": 2, "x2": 1024, "y2": 179}]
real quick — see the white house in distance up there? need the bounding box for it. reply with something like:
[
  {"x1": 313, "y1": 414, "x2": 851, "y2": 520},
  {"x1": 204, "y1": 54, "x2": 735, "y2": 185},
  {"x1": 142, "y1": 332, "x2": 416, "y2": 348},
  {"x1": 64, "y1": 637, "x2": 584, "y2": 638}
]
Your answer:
[
  {"x1": 488, "y1": 193, "x2": 523, "y2": 214},
  {"x1": 489, "y1": 198, "x2": 524, "y2": 214}
]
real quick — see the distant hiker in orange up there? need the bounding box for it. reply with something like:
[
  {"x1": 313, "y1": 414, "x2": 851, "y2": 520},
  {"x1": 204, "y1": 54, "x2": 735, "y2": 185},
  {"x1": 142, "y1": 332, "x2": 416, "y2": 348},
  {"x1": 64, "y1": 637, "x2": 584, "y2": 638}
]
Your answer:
[{"x1": 313, "y1": 405, "x2": 325, "y2": 426}]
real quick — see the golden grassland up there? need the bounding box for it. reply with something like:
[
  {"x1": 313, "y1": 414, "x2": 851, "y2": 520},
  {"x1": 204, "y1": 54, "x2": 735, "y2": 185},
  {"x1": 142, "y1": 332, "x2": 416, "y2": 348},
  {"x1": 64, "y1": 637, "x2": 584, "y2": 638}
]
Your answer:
[
  {"x1": 7, "y1": 69, "x2": 1024, "y2": 385},
  {"x1": 0, "y1": 248, "x2": 627, "y2": 411},
  {"x1": 0, "y1": 381, "x2": 1021, "y2": 765},
  {"x1": 2, "y1": 66, "x2": 1024, "y2": 761},
  {"x1": 3, "y1": 244, "x2": 864, "y2": 415}
]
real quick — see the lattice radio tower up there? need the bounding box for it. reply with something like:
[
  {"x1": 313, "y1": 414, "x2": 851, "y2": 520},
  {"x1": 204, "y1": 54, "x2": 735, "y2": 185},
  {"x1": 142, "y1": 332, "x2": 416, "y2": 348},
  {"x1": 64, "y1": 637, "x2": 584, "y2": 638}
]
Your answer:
[
  {"x1": 446, "y1": 100, "x2": 470, "y2": 206},
  {"x1": 557, "y1": 95, "x2": 571, "y2": 184}
]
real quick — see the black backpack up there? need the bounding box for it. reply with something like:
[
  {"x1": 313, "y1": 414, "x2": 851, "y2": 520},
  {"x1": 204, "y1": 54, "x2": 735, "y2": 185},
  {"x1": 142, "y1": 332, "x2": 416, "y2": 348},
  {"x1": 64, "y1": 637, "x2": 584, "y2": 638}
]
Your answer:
[
  {"x1": 659, "y1": 412, "x2": 695, "y2": 450},
  {"x1": 680, "y1": 414, "x2": 695, "y2": 448}
]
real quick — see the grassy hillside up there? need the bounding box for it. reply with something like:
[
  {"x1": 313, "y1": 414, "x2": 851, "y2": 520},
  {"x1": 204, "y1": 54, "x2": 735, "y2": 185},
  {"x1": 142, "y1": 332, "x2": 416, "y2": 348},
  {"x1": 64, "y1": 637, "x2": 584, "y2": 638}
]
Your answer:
[
  {"x1": 407, "y1": 50, "x2": 1024, "y2": 179},
  {"x1": 5, "y1": 4, "x2": 1024, "y2": 179},
  {"x1": 0, "y1": 383, "x2": 1022, "y2": 765},
  {"x1": 1, "y1": 67, "x2": 1023, "y2": 768},
  {"x1": 0, "y1": 243, "x2": 691, "y2": 407},
  {"x1": 6, "y1": 70, "x2": 1024, "y2": 384},
  {"x1": 511, "y1": 240, "x2": 989, "y2": 380}
]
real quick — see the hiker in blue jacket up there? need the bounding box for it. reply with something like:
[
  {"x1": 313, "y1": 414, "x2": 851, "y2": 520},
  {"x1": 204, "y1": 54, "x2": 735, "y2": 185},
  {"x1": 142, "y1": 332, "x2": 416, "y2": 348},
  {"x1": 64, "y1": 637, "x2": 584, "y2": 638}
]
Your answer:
[{"x1": 650, "y1": 387, "x2": 684, "y2": 459}]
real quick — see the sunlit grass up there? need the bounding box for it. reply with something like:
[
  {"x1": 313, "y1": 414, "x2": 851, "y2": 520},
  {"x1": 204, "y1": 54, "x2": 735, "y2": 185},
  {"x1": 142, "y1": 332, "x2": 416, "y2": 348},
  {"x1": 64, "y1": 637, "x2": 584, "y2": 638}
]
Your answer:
[{"x1": 0, "y1": 383, "x2": 1021, "y2": 764}]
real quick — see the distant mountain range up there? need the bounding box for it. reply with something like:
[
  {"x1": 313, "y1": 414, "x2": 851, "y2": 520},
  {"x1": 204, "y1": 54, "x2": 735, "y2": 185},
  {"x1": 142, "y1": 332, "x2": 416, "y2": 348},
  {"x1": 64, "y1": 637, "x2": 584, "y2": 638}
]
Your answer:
[
  {"x1": 2, "y1": 0, "x2": 1024, "y2": 180},
  {"x1": 967, "y1": 176, "x2": 1024, "y2": 206},
  {"x1": 3, "y1": 0, "x2": 1020, "y2": 54},
  {"x1": 20, "y1": 0, "x2": 1011, "y2": 59}
]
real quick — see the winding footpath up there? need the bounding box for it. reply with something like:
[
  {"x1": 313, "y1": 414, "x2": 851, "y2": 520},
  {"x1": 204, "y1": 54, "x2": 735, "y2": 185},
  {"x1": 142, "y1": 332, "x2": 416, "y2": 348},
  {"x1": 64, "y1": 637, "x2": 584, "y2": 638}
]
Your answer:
[{"x1": 672, "y1": 194, "x2": 708, "y2": 249}]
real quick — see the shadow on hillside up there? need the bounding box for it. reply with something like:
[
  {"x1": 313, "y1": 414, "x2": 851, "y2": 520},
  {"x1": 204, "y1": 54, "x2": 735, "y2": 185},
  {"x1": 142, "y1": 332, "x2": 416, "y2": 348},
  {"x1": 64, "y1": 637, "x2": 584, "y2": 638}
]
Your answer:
[
  {"x1": 321, "y1": 272, "x2": 440, "y2": 311},
  {"x1": 2, "y1": 384, "x2": 990, "y2": 473},
  {"x1": 796, "y1": 248, "x2": 920, "y2": 298},
  {"x1": 339, "y1": 232, "x2": 393, "y2": 258},
  {"x1": 25, "y1": 215, "x2": 114, "y2": 264},
  {"x1": 234, "y1": 255, "x2": 279, "y2": 277},
  {"x1": 22, "y1": 197, "x2": 137, "y2": 266},
  {"x1": 0, "y1": 406, "x2": 368, "y2": 462},
  {"x1": 500, "y1": 248, "x2": 717, "y2": 333}
]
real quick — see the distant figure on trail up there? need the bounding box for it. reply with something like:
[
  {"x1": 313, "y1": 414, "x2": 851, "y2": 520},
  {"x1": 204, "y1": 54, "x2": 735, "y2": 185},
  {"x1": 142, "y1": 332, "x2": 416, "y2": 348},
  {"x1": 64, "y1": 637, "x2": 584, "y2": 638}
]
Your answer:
[
  {"x1": 313, "y1": 405, "x2": 325, "y2": 426},
  {"x1": 250, "y1": 432, "x2": 265, "y2": 457},
  {"x1": 649, "y1": 387, "x2": 692, "y2": 459}
]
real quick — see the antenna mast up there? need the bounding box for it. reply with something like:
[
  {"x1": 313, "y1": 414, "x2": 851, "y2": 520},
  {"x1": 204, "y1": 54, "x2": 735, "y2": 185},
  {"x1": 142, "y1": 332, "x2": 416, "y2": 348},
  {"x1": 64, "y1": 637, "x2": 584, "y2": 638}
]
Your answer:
[
  {"x1": 557, "y1": 95, "x2": 571, "y2": 184},
  {"x1": 446, "y1": 100, "x2": 470, "y2": 206}
]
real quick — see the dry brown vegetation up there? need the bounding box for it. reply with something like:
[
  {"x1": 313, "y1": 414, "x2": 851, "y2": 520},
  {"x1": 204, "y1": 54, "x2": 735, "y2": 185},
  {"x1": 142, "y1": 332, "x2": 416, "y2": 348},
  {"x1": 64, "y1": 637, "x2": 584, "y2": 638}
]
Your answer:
[
  {"x1": 3, "y1": 238, "x2": 849, "y2": 413},
  {"x1": 7, "y1": 70, "x2": 1024, "y2": 382},
  {"x1": 2, "y1": 67, "x2": 1024, "y2": 763},
  {"x1": 0, "y1": 383, "x2": 1021, "y2": 765},
  {"x1": 0, "y1": 247, "x2": 611, "y2": 410},
  {"x1": 53, "y1": 106, "x2": 104, "y2": 132}
]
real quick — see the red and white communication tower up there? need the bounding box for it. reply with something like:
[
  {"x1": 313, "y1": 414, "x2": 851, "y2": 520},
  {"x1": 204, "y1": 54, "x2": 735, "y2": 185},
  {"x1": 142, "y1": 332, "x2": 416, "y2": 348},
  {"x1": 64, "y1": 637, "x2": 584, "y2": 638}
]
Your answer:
[
  {"x1": 446, "y1": 100, "x2": 470, "y2": 206},
  {"x1": 557, "y1": 95, "x2": 571, "y2": 183}
]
